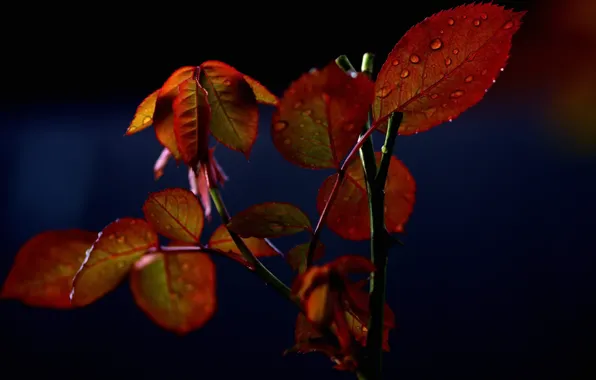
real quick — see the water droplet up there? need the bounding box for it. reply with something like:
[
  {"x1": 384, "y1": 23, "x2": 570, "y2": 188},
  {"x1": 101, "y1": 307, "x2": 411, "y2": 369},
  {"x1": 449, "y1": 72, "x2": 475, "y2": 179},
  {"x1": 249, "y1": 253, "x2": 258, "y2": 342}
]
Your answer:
[
  {"x1": 503, "y1": 20, "x2": 513, "y2": 30},
  {"x1": 473, "y1": 19, "x2": 481, "y2": 27},
  {"x1": 269, "y1": 223, "x2": 284, "y2": 232},
  {"x1": 450, "y1": 90, "x2": 465, "y2": 98},
  {"x1": 273, "y1": 120, "x2": 288, "y2": 132},
  {"x1": 400, "y1": 69, "x2": 410, "y2": 78},
  {"x1": 299, "y1": 123, "x2": 305, "y2": 128},
  {"x1": 440, "y1": 29, "x2": 444, "y2": 34},
  {"x1": 442, "y1": 103, "x2": 448, "y2": 108},
  {"x1": 430, "y1": 38, "x2": 443, "y2": 50},
  {"x1": 492, "y1": 79, "x2": 496, "y2": 83},
  {"x1": 448, "y1": 117, "x2": 453, "y2": 122},
  {"x1": 480, "y1": 12, "x2": 488, "y2": 20},
  {"x1": 223, "y1": 79, "x2": 232, "y2": 86},
  {"x1": 303, "y1": 109, "x2": 312, "y2": 116},
  {"x1": 445, "y1": 57, "x2": 452, "y2": 66},
  {"x1": 465, "y1": 75, "x2": 473, "y2": 83},
  {"x1": 409, "y1": 54, "x2": 420, "y2": 64},
  {"x1": 315, "y1": 119, "x2": 322, "y2": 124},
  {"x1": 462, "y1": 15, "x2": 467, "y2": 19},
  {"x1": 452, "y1": 48, "x2": 459, "y2": 55},
  {"x1": 284, "y1": 138, "x2": 291, "y2": 145},
  {"x1": 108, "y1": 234, "x2": 115, "y2": 240},
  {"x1": 350, "y1": 71, "x2": 358, "y2": 78},
  {"x1": 391, "y1": 59, "x2": 399, "y2": 66},
  {"x1": 481, "y1": 69, "x2": 488, "y2": 75},
  {"x1": 344, "y1": 124, "x2": 355, "y2": 132},
  {"x1": 116, "y1": 236, "x2": 125, "y2": 243},
  {"x1": 182, "y1": 263, "x2": 190, "y2": 271},
  {"x1": 293, "y1": 101, "x2": 302, "y2": 109},
  {"x1": 500, "y1": 67, "x2": 504, "y2": 72},
  {"x1": 447, "y1": 17, "x2": 455, "y2": 26},
  {"x1": 467, "y1": 51, "x2": 477, "y2": 61},
  {"x1": 430, "y1": 94, "x2": 439, "y2": 99},
  {"x1": 376, "y1": 85, "x2": 393, "y2": 98},
  {"x1": 142, "y1": 116, "x2": 151, "y2": 125}
]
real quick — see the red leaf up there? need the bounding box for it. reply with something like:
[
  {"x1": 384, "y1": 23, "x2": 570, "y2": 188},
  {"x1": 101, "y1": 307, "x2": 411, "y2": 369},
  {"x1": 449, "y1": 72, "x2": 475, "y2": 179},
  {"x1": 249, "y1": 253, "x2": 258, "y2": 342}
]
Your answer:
[
  {"x1": 126, "y1": 90, "x2": 159, "y2": 136},
  {"x1": 317, "y1": 152, "x2": 415, "y2": 240},
  {"x1": 373, "y1": 3, "x2": 526, "y2": 134},
  {"x1": 173, "y1": 74, "x2": 211, "y2": 170},
  {"x1": 71, "y1": 218, "x2": 158, "y2": 306},
  {"x1": 130, "y1": 251, "x2": 216, "y2": 335},
  {"x1": 143, "y1": 188, "x2": 204, "y2": 244},
  {"x1": 1, "y1": 230, "x2": 97, "y2": 308},
  {"x1": 208, "y1": 224, "x2": 279, "y2": 258},
  {"x1": 227, "y1": 202, "x2": 312, "y2": 239},
  {"x1": 271, "y1": 62, "x2": 375, "y2": 169},
  {"x1": 243, "y1": 74, "x2": 279, "y2": 106},
  {"x1": 286, "y1": 241, "x2": 325, "y2": 273},
  {"x1": 199, "y1": 61, "x2": 258, "y2": 157}
]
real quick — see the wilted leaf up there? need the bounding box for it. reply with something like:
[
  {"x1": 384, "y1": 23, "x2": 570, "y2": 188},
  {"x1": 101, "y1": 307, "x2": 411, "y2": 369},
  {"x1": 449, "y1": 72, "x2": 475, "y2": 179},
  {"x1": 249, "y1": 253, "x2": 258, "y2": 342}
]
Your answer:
[
  {"x1": 1, "y1": 230, "x2": 97, "y2": 308},
  {"x1": 126, "y1": 90, "x2": 159, "y2": 135},
  {"x1": 271, "y1": 62, "x2": 375, "y2": 169},
  {"x1": 243, "y1": 74, "x2": 279, "y2": 106},
  {"x1": 373, "y1": 3, "x2": 526, "y2": 134},
  {"x1": 208, "y1": 224, "x2": 279, "y2": 258},
  {"x1": 173, "y1": 76, "x2": 211, "y2": 169},
  {"x1": 70, "y1": 218, "x2": 158, "y2": 306},
  {"x1": 287, "y1": 241, "x2": 325, "y2": 273},
  {"x1": 130, "y1": 251, "x2": 216, "y2": 335},
  {"x1": 228, "y1": 202, "x2": 312, "y2": 238},
  {"x1": 199, "y1": 61, "x2": 258, "y2": 157},
  {"x1": 317, "y1": 153, "x2": 415, "y2": 240},
  {"x1": 143, "y1": 188, "x2": 204, "y2": 243}
]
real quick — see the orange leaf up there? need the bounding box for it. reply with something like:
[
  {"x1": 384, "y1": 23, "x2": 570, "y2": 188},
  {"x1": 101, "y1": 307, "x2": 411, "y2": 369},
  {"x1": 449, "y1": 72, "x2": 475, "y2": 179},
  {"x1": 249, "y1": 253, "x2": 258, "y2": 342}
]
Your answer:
[
  {"x1": 373, "y1": 3, "x2": 526, "y2": 134},
  {"x1": 1, "y1": 230, "x2": 97, "y2": 308},
  {"x1": 153, "y1": 66, "x2": 195, "y2": 159},
  {"x1": 243, "y1": 74, "x2": 279, "y2": 106},
  {"x1": 271, "y1": 62, "x2": 374, "y2": 169},
  {"x1": 208, "y1": 224, "x2": 279, "y2": 258},
  {"x1": 199, "y1": 61, "x2": 258, "y2": 157},
  {"x1": 173, "y1": 75, "x2": 211, "y2": 170},
  {"x1": 286, "y1": 241, "x2": 325, "y2": 273},
  {"x1": 126, "y1": 90, "x2": 159, "y2": 135},
  {"x1": 317, "y1": 153, "x2": 415, "y2": 240},
  {"x1": 130, "y1": 251, "x2": 216, "y2": 335},
  {"x1": 227, "y1": 202, "x2": 312, "y2": 238},
  {"x1": 71, "y1": 218, "x2": 158, "y2": 306},
  {"x1": 143, "y1": 188, "x2": 204, "y2": 243}
]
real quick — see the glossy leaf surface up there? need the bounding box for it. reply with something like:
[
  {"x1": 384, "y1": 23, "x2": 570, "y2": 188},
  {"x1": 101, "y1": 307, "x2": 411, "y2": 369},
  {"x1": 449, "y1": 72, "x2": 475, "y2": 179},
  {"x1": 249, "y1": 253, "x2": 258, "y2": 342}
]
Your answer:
[
  {"x1": 199, "y1": 61, "x2": 258, "y2": 157},
  {"x1": 71, "y1": 218, "x2": 158, "y2": 306},
  {"x1": 227, "y1": 202, "x2": 312, "y2": 238},
  {"x1": 126, "y1": 90, "x2": 159, "y2": 135},
  {"x1": 287, "y1": 241, "x2": 325, "y2": 273},
  {"x1": 317, "y1": 153, "x2": 415, "y2": 240},
  {"x1": 143, "y1": 188, "x2": 204, "y2": 243},
  {"x1": 243, "y1": 75, "x2": 279, "y2": 106},
  {"x1": 373, "y1": 3, "x2": 525, "y2": 134},
  {"x1": 130, "y1": 251, "x2": 216, "y2": 335},
  {"x1": 208, "y1": 224, "x2": 279, "y2": 258},
  {"x1": 271, "y1": 62, "x2": 375, "y2": 169},
  {"x1": 1, "y1": 230, "x2": 97, "y2": 308}
]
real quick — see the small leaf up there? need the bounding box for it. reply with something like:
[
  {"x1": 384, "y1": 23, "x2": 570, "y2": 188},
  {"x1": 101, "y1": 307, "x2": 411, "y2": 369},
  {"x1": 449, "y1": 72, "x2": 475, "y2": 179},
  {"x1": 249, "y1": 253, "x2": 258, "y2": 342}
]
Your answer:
[
  {"x1": 126, "y1": 90, "x2": 159, "y2": 135},
  {"x1": 243, "y1": 74, "x2": 279, "y2": 106},
  {"x1": 173, "y1": 75, "x2": 211, "y2": 169},
  {"x1": 71, "y1": 218, "x2": 158, "y2": 306},
  {"x1": 271, "y1": 62, "x2": 374, "y2": 169},
  {"x1": 153, "y1": 66, "x2": 195, "y2": 159},
  {"x1": 317, "y1": 153, "x2": 415, "y2": 240},
  {"x1": 373, "y1": 3, "x2": 526, "y2": 134},
  {"x1": 199, "y1": 61, "x2": 258, "y2": 157},
  {"x1": 227, "y1": 202, "x2": 312, "y2": 238},
  {"x1": 208, "y1": 224, "x2": 279, "y2": 258},
  {"x1": 1, "y1": 230, "x2": 97, "y2": 308},
  {"x1": 143, "y1": 188, "x2": 204, "y2": 243},
  {"x1": 130, "y1": 251, "x2": 216, "y2": 335},
  {"x1": 287, "y1": 241, "x2": 325, "y2": 273}
]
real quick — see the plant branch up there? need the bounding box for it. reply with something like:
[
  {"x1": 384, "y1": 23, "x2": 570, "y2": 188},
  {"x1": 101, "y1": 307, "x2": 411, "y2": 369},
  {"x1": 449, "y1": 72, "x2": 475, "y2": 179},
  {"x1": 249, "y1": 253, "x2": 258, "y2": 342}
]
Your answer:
[{"x1": 157, "y1": 244, "x2": 257, "y2": 270}]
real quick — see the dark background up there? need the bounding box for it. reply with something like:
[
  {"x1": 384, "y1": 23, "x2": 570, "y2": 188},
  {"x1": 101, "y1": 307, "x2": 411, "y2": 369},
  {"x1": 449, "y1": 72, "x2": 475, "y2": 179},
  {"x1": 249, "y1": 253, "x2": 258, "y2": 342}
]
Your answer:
[{"x1": 2, "y1": 1, "x2": 595, "y2": 379}]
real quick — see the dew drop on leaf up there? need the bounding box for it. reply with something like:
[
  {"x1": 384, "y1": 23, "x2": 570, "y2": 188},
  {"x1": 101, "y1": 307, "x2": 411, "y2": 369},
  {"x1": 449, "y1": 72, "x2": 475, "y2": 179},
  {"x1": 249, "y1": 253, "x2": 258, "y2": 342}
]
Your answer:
[
  {"x1": 284, "y1": 138, "x2": 291, "y2": 145},
  {"x1": 447, "y1": 17, "x2": 455, "y2": 25},
  {"x1": 303, "y1": 109, "x2": 312, "y2": 116},
  {"x1": 223, "y1": 79, "x2": 232, "y2": 86},
  {"x1": 430, "y1": 38, "x2": 443, "y2": 50},
  {"x1": 450, "y1": 90, "x2": 465, "y2": 98},
  {"x1": 376, "y1": 85, "x2": 393, "y2": 98},
  {"x1": 409, "y1": 54, "x2": 420, "y2": 64},
  {"x1": 481, "y1": 69, "x2": 488, "y2": 75},
  {"x1": 108, "y1": 234, "x2": 115, "y2": 240},
  {"x1": 445, "y1": 57, "x2": 452, "y2": 66},
  {"x1": 392, "y1": 59, "x2": 400, "y2": 66},
  {"x1": 473, "y1": 19, "x2": 481, "y2": 27},
  {"x1": 465, "y1": 75, "x2": 474, "y2": 83},
  {"x1": 116, "y1": 236, "x2": 125, "y2": 243},
  {"x1": 274, "y1": 120, "x2": 288, "y2": 132},
  {"x1": 452, "y1": 48, "x2": 459, "y2": 55},
  {"x1": 430, "y1": 94, "x2": 439, "y2": 99},
  {"x1": 503, "y1": 20, "x2": 514, "y2": 29},
  {"x1": 467, "y1": 51, "x2": 477, "y2": 61},
  {"x1": 480, "y1": 12, "x2": 488, "y2": 20},
  {"x1": 401, "y1": 69, "x2": 410, "y2": 78}
]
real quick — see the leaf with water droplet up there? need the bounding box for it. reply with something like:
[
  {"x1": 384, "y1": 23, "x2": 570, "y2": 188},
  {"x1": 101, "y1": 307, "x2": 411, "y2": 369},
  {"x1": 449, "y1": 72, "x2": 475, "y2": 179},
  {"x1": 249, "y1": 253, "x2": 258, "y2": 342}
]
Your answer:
[
  {"x1": 1, "y1": 230, "x2": 97, "y2": 308},
  {"x1": 143, "y1": 188, "x2": 204, "y2": 243},
  {"x1": 373, "y1": 3, "x2": 526, "y2": 134},
  {"x1": 208, "y1": 224, "x2": 280, "y2": 258},
  {"x1": 126, "y1": 90, "x2": 159, "y2": 136},
  {"x1": 130, "y1": 251, "x2": 216, "y2": 335},
  {"x1": 243, "y1": 74, "x2": 279, "y2": 106},
  {"x1": 199, "y1": 61, "x2": 258, "y2": 158},
  {"x1": 227, "y1": 202, "x2": 312, "y2": 238},
  {"x1": 317, "y1": 152, "x2": 416, "y2": 240},
  {"x1": 286, "y1": 241, "x2": 325, "y2": 273},
  {"x1": 70, "y1": 218, "x2": 158, "y2": 306},
  {"x1": 271, "y1": 61, "x2": 374, "y2": 169}
]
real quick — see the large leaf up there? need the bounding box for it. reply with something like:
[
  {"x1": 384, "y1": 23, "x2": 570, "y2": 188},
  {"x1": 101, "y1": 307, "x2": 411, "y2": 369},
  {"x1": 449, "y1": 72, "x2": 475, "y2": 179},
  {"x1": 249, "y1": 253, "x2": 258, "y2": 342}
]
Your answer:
[
  {"x1": 1, "y1": 230, "x2": 97, "y2": 308},
  {"x1": 286, "y1": 241, "x2": 325, "y2": 273},
  {"x1": 199, "y1": 61, "x2": 258, "y2": 157},
  {"x1": 271, "y1": 62, "x2": 375, "y2": 169},
  {"x1": 126, "y1": 90, "x2": 159, "y2": 135},
  {"x1": 71, "y1": 218, "x2": 158, "y2": 306},
  {"x1": 208, "y1": 224, "x2": 279, "y2": 258},
  {"x1": 143, "y1": 188, "x2": 204, "y2": 243},
  {"x1": 227, "y1": 202, "x2": 312, "y2": 238},
  {"x1": 130, "y1": 251, "x2": 216, "y2": 335},
  {"x1": 173, "y1": 76, "x2": 212, "y2": 169},
  {"x1": 243, "y1": 74, "x2": 279, "y2": 106},
  {"x1": 373, "y1": 3, "x2": 526, "y2": 134},
  {"x1": 317, "y1": 153, "x2": 416, "y2": 240}
]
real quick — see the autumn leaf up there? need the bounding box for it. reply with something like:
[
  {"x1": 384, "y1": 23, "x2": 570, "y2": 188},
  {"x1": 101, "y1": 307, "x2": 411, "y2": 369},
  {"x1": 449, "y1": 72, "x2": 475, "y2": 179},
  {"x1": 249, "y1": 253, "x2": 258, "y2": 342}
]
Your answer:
[
  {"x1": 130, "y1": 251, "x2": 216, "y2": 335},
  {"x1": 373, "y1": 3, "x2": 526, "y2": 134},
  {"x1": 227, "y1": 202, "x2": 312, "y2": 238},
  {"x1": 143, "y1": 188, "x2": 204, "y2": 244},
  {"x1": 287, "y1": 241, "x2": 325, "y2": 273},
  {"x1": 153, "y1": 66, "x2": 195, "y2": 159},
  {"x1": 243, "y1": 74, "x2": 279, "y2": 106},
  {"x1": 271, "y1": 62, "x2": 375, "y2": 169},
  {"x1": 317, "y1": 152, "x2": 415, "y2": 240},
  {"x1": 71, "y1": 218, "x2": 158, "y2": 306},
  {"x1": 199, "y1": 61, "x2": 258, "y2": 157},
  {"x1": 1, "y1": 230, "x2": 97, "y2": 308},
  {"x1": 208, "y1": 224, "x2": 279, "y2": 258},
  {"x1": 126, "y1": 90, "x2": 159, "y2": 136}
]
